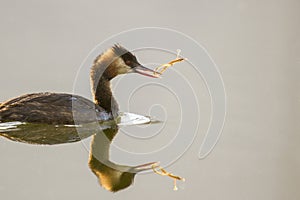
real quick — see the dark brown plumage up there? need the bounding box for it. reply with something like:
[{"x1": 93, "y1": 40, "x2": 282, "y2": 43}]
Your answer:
[{"x1": 0, "y1": 93, "x2": 110, "y2": 124}]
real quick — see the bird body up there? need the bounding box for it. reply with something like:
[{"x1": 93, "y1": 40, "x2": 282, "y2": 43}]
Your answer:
[
  {"x1": 0, "y1": 44, "x2": 158, "y2": 144},
  {"x1": 0, "y1": 92, "x2": 111, "y2": 124},
  {"x1": 0, "y1": 45, "x2": 157, "y2": 125}
]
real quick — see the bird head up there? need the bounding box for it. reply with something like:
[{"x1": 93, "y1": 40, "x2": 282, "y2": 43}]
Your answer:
[{"x1": 91, "y1": 44, "x2": 160, "y2": 81}]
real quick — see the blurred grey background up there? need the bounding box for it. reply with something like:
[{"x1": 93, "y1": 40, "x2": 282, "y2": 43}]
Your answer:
[{"x1": 0, "y1": 0, "x2": 299, "y2": 200}]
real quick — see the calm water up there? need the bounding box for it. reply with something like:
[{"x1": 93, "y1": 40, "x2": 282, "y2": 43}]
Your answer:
[
  {"x1": 0, "y1": 113, "x2": 164, "y2": 192},
  {"x1": 0, "y1": 112, "x2": 152, "y2": 144},
  {"x1": 0, "y1": 1, "x2": 299, "y2": 200}
]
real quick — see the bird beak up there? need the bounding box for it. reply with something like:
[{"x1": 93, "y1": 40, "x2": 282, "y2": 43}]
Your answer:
[
  {"x1": 133, "y1": 65, "x2": 161, "y2": 78},
  {"x1": 131, "y1": 162, "x2": 160, "y2": 173}
]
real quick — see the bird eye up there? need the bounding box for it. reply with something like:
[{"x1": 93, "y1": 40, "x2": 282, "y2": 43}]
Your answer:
[{"x1": 125, "y1": 60, "x2": 131, "y2": 65}]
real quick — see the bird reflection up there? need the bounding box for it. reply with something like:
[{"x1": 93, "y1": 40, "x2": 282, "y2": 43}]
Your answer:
[{"x1": 88, "y1": 125, "x2": 157, "y2": 192}]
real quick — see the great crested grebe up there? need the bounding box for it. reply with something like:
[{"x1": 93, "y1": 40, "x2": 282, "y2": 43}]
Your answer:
[
  {"x1": 0, "y1": 45, "x2": 158, "y2": 125},
  {"x1": 0, "y1": 45, "x2": 159, "y2": 144},
  {"x1": 0, "y1": 45, "x2": 161, "y2": 192},
  {"x1": 0, "y1": 45, "x2": 184, "y2": 191}
]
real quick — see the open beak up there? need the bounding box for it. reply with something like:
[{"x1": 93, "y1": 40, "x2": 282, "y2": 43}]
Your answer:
[{"x1": 133, "y1": 65, "x2": 161, "y2": 78}]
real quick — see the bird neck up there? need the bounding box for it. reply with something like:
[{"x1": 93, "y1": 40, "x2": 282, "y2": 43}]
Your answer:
[
  {"x1": 90, "y1": 51, "x2": 120, "y2": 116},
  {"x1": 93, "y1": 77, "x2": 118, "y2": 116}
]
